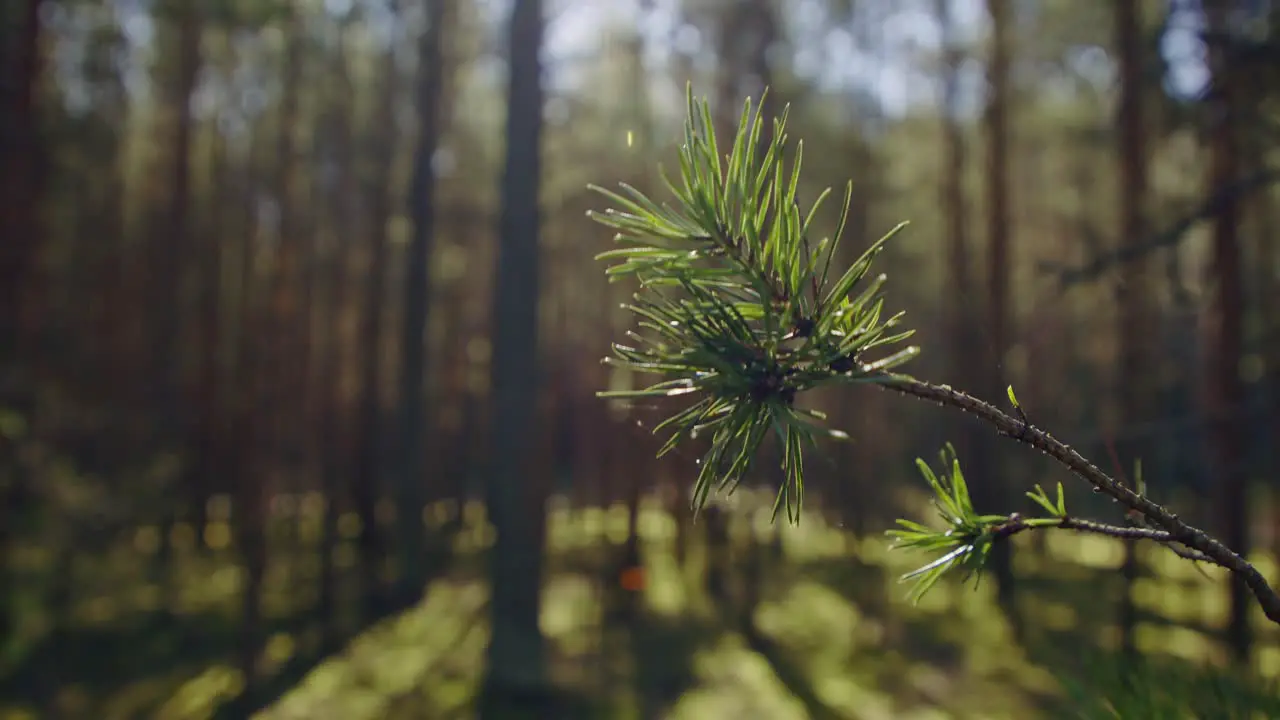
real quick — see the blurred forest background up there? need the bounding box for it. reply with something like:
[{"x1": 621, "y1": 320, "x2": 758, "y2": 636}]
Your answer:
[{"x1": 3, "y1": 0, "x2": 1280, "y2": 717}]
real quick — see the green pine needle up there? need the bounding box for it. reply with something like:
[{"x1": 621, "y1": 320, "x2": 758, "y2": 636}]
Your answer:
[{"x1": 587, "y1": 84, "x2": 917, "y2": 523}]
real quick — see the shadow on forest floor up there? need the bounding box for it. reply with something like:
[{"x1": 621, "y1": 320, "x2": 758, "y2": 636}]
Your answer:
[
  {"x1": 768, "y1": 525, "x2": 1280, "y2": 719},
  {"x1": 1, "y1": 611, "x2": 310, "y2": 714},
  {"x1": 0, "y1": 526, "x2": 464, "y2": 720},
  {"x1": 13, "y1": 511, "x2": 1280, "y2": 719},
  {"x1": 0, "y1": 602, "x2": 405, "y2": 720},
  {"x1": 250, "y1": 513, "x2": 1280, "y2": 719},
  {"x1": 258, "y1": 524, "x2": 1062, "y2": 720}
]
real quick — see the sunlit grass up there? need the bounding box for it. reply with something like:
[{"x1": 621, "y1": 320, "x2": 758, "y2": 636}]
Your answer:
[
  {"x1": 668, "y1": 634, "x2": 811, "y2": 720},
  {"x1": 257, "y1": 581, "x2": 488, "y2": 720},
  {"x1": 7, "y1": 496, "x2": 1280, "y2": 719},
  {"x1": 253, "y1": 506, "x2": 1080, "y2": 718},
  {"x1": 643, "y1": 544, "x2": 691, "y2": 615},
  {"x1": 0, "y1": 497, "x2": 429, "y2": 719}
]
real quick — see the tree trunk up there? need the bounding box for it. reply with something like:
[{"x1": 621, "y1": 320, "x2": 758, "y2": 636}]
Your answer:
[
  {"x1": 319, "y1": 14, "x2": 360, "y2": 641},
  {"x1": 0, "y1": 0, "x2": 43, "y2": 341},
  {"x1": 236, "y1": 214, "x2": 268, "y2": 702},
  {"x1": 268, "y1": 0, "x2": 306, "y2": 533},
  {"x1": 236, "y1": 85, "x2": 273, "y2": 708},
  {"x1": 351, "y1": 4, "x2": 402, "y2": 617},
  {"x1": 479, "y1": 0, "x2": 550, "y2": 714},
  {"x1": 1203, "y1": 0, "x2": 1250, "y2": 666},
  {"x1": 393, "y1": 0, "x2": 447, "y2": 603},
  {"x1": 1114, "y1": 0, "x2": 1152, "y2": 660},
  {"x1": 192, "y1": 90, "x2": 228, "y2": 551},
  {"x1": 0, "y1": 0, "x2": 44, "y2": 649},
  {"x1": 978, "y1": 0, "x2": 1018, "y2": 634},
  {"x1": 936, "y1": 0, "x2": 972, "y2": 388},
  {"x1": 149, "y1": 0, "x2": 202, "y2": 615}
]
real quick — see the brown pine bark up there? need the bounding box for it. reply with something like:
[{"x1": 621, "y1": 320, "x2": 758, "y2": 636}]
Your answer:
[
  {"x1": 1203, "y1": 0, "x2": 1250, "y2": 665},
  {"x1": 239, "y1": 0, "x2": 303, "y2": 691},
  {"x1": 0, "y1": 0, "x2": 45, "y2": 651},
  {"x1": 936, "y1": 0, "x2": 972, "y2": 385},
  {"x1": 0, "y1": 0, "x2": 43, "y2": 343},
  {"x1": 478, "y1": 0, "x2": 551, "y2": 711},
  {"x1": 148, "y1": 0, "x2": 202, "y2": 613},
  {"x1": 392, "y1": 0, "x2": 449, "y2": 602},
  {"x1": 1114, "y1": 0, "x2": 1152, "y2": 660},
  {"x1": 192, "y1": 75, "x2": 229, "y2": 547},
  {"x1": 319, "y1": 16, "x2": 361, "y2": 642},
  {"x1": 347, "y1": 14, "x2": 399, "y2": 626},
  {"x1": 976, "y1": 0, "x2": 1018, "y2": 632}
]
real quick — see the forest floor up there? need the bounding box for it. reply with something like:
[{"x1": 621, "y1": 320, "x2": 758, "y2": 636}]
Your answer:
[
  {"x1": 3, "y1": 498, "x2": 1280, "y2": 720},
  {"x1": 0, "y1": 510, "x2": 386, "y2": 720},
  {"x1": 257, "y1": 500, "x2": 1280, "y2": 720}
]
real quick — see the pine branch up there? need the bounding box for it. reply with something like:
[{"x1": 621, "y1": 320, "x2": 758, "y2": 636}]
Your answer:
[
  {"x1": 879, "y1": 374, "x2": 1280, "y2": 624},
  {"x1": 985, "y1": 514, "x2": 1213, "y2": 565},
  {"x1": 990, "y1": 515, "x2": 1178, "y2": 544},
  {"x1": 586, "y1": 85, "x2": 1280, "y2": 626}
]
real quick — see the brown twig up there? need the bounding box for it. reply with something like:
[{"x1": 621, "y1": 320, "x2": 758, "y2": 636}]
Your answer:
[
  {"x1": 991, "y1": 515, "x2": 1170, "y2": 543},
  {"x1": 878, "y1": 373, "x2": 1280, "y2": 626},
  {"x1": 987, "y1": 514, "x2": 1215, "y2": 564}
]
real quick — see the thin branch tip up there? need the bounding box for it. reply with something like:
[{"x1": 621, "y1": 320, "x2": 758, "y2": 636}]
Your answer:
[{"x1": 879, "y1": 373, "x2": 1280, "y2": 624}]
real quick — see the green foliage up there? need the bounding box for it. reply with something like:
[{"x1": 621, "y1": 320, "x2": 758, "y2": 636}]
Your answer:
[
  {"x1": 885, "y1": 445, "x2": 1072, "y2": 604},
  {"x1": 587, "y1": 87, "x2": 918, "y2": 523},
  {"x1": 885, "y1": 446, "x2": 1004, "y2": 604},
  {"x1": 1059, "y1": 651, "x2": 1280, "y2": 719}
]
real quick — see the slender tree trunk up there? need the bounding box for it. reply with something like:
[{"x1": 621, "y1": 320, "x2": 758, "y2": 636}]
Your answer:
[
  {"x1": 0, "y1": 0, "x2": 44, "y2": 648},
  {"x1": 1114, "y1": 0, "x2": 1151, "y2": 660},
  {"x1": 0, "y1": 0, "x2": 42, "y2": 339},
  {"x1": 978, "y1": 0, "x2": 1018, "y2": 633},
  {"x1": 319, "y1": 15, "x2": 359, "y2": 642},
  {"x1": 192, "y1": 98, "x2": 228, "y2": 551},
  {"x1": 229, "y1": 6, "x2": 302, "y2": 695},
  {"x1": 99, "y1": 57, "x2": 138, "y2": 486},
  {"x1": 350, "y1": 8, "x2": 401, "y2": 621},
  {"x1": 1203, "y1": 0, "x2": 1250, "y2": 665},
  {"x1": 936, "y1": 0, "x2": 972, "y2": 388},
  {"x1": 934, "y1": 0, "x2": 976, "y2": 573},
  {"x1": 1238, "y1": 0, "x2": 1280, "y2": 617},
  {"x1": 479, "y1": 0, "x2": 549, "y2": 714},
  {"x1": 269, "y1": 0, "x2": 305, "y2": 537},
  {"x1": 150, "y1": 0, "x2": 202, "y2": 614},
  {"x1": 1260, "y1": 187, "x2": 1280, "y2": 565},
  {"x1": 620, "y1": 18, "x2": 657, "y2": 608},
  {"x1": 393, "y1": 0, "x2": 447, "y2": 603},
  {"x1": 235, "y1": 130, "x2": 269, "y2": 703}
]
